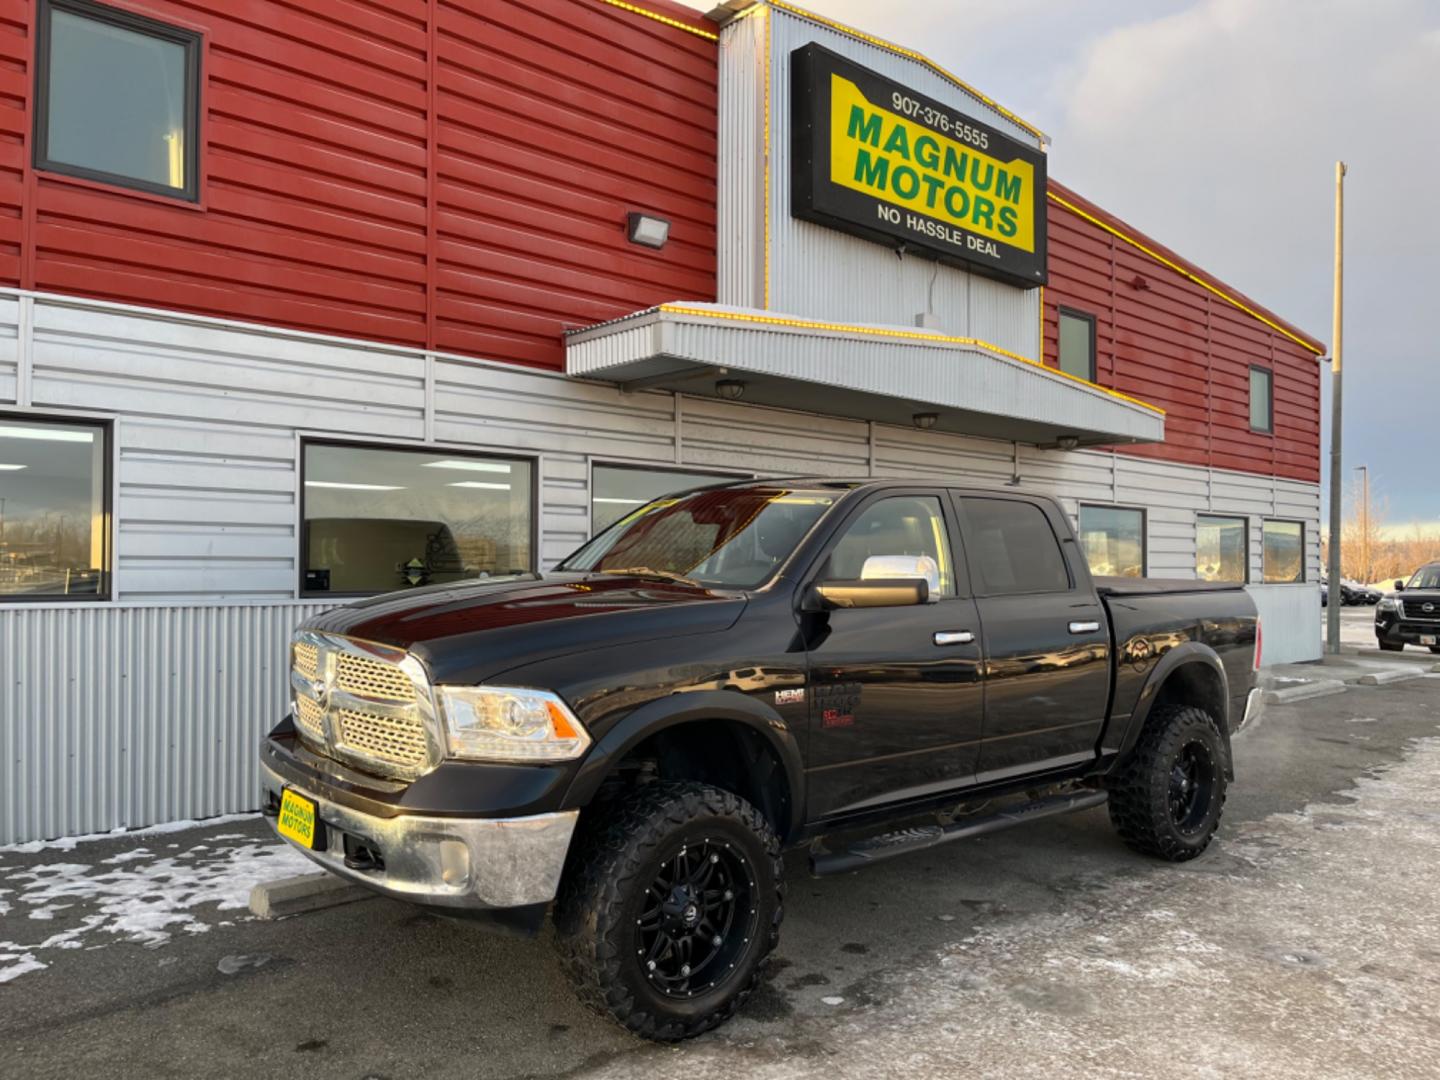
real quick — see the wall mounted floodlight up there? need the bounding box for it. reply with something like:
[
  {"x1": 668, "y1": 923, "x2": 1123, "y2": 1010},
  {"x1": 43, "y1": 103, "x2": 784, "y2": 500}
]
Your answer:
[
  {"x1": 1056, "y1": 435, "x2": 1080, "y2": 451},
  {"x1": 715, "y1": 379, "x2": 746, "y2": 400},
  {"x1": 627, "y1": 212, "x2": 671, "y2": 250},
  {"x1": 912, "y1": 412, "x2": 938, "y2": 430}
]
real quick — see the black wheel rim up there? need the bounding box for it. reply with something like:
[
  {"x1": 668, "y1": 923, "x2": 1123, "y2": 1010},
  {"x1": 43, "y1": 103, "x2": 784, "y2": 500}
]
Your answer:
[
  {"x1": 634, "y1": 837, "x2": 758, "y2": 999},
  {"x1": 1168, "y1": 740, "x2": 1216, "y2": 834}
]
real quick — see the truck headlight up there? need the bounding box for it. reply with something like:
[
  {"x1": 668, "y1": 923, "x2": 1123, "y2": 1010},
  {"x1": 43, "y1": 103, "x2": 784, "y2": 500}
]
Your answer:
[
  {"x1": 1378, "y1": 597, "x2": 1399, "y2": 613},
  {"x1": 436, "y1": 686, "x2": 591, "y2": 762}
]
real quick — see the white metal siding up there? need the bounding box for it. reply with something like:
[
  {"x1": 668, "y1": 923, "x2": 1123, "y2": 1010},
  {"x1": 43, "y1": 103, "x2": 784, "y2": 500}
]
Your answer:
[
  {"x1": 717, "y1": 11, "x2": 765, "y2": 309},
  {"x1": 0, "y1": 288, "x2": 1320, "y2": 842},
  {"x1": 1, "y1": 602, "x2": 329, "y2": 844}
]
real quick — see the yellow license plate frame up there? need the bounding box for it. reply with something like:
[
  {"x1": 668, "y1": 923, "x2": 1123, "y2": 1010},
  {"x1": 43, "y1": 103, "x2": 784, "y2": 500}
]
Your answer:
[{"x1": 277, "y1": 788, "x2": 318, "y2": 849}]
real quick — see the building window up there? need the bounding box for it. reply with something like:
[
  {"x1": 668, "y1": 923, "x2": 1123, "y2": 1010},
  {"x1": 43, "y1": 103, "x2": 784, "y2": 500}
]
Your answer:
[
  {"x1": 301, "y1": 443, "x2": 534, "y2": 596},
  {"x1": 1262, "y1": 520, "x2": 1304, "y2": 584},
  {"x1": 591, "y1": 465, "x2": 747, "y2": 535},
  {"x1": 0, "y1": 415, "x2": 110, "y2": 600},
  {"x1": 1078, "y1": 505, "x2": 1145, "y2": 578},
  {"x1": 1058, "y1": 308, "x2": 1096, "y2": 382},
  {"x1": 1250, "y1": 367, "x2": 1274, "y2": 433},
  {"x1": 1196, "y1": 514, "x2": 1247, "y2": 583},
  {"x1": 34, "y1": 0, "x2": 201, "y2": 201}
]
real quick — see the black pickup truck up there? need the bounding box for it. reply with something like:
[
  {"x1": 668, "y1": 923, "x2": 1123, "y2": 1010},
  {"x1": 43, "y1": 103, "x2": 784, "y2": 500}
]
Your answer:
[{"x1": 261, "y1": 479, "x2": 1261, "y2": 1040}]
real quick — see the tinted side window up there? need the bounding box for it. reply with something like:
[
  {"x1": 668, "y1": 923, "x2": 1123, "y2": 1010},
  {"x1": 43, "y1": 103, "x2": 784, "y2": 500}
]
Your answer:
[{"x1": 961, "y1": 497, "x2": 1071, "y2": 595}]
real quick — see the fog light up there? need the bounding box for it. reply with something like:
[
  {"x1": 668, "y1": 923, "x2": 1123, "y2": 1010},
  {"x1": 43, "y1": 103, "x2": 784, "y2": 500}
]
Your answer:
[
  {"x1": 626, "y1": 212, "x2": 670, "y2": 250},
  {"x1": 439, "y1": 839, "x2": 471, "y2": 886}
]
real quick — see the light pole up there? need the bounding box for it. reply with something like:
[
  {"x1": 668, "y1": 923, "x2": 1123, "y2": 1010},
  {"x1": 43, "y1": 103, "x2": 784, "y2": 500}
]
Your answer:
[
  {"x1": 1354, "y1": 465, "x2": 1369, "y2": 584},
  {"x1": 1326, "y1": 161, "x2": 1347, "y2": 655}
]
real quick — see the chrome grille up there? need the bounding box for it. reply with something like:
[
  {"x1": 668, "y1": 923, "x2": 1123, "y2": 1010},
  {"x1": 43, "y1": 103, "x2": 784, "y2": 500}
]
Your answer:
[
  {"x1": 335, "y1": 652, "x2": 416, "y2": 702},
  {"x1": 289, "y1": 631, "x2": 438, "y2": 779},
  {"x1": 336, "y1": 708, "x2": 430, "y2": 767},
  {"x1": 293, "y1": 641, "x2": 320, "y2": 681},
  {"x1": 293, "y1": 694, "x2": 326, "y2": 745}
]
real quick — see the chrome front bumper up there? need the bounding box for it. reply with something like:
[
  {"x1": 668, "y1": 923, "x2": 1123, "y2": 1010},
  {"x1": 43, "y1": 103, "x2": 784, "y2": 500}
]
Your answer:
[{"x1": 261, "y1": 763, "x2": 577, "y2": 910}]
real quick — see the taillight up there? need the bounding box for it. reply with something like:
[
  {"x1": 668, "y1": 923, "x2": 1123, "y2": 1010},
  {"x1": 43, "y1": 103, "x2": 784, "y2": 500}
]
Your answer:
[{"x1": 1254, "y1": 618, "x2": 1263, "y2": 671}]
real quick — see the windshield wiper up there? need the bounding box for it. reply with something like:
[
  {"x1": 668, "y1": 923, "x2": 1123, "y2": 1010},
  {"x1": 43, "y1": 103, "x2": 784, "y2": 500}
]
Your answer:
[{"x1": 597, "y1": 566, "x2": 702, "y2": 587}]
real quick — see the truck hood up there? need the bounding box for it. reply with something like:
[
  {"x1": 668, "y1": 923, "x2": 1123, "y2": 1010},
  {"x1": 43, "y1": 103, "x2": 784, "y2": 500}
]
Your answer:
[{"x1": 303, "y1": 572, "x2": 748, "y2": 685}]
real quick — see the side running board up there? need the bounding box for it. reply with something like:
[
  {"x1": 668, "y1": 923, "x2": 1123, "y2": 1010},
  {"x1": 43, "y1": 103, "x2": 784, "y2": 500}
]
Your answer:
[{"x1": 810, "y1": 790, "x2": 1108, "y2": 876}]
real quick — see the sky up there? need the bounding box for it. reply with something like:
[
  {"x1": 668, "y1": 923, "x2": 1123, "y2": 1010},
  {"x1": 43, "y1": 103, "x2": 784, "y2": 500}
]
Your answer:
[{"x1": 676, "y1": 0, "x2": 1440, "y2": 527}]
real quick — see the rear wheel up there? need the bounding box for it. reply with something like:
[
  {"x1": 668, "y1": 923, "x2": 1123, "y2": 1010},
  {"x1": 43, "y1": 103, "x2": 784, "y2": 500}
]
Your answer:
[
  {"x1": 1107, "y1": 704, "x2": 1226, "y2": 862},
  {"x1": 552, "y1": 781, "x2": 783, "y2": 1041}
]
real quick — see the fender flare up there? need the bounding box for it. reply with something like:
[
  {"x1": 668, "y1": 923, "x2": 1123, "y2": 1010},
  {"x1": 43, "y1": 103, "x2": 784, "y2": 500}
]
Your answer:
[
  {"x1": 560, "y1": 690, "x2": 807, "y2": 839},
  {"x1": 1114, "y1": 642, "x2": 1233, "y2": 773}
]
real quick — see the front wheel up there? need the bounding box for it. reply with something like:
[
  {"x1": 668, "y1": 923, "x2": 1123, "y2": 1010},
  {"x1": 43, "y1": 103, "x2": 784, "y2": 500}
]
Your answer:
[
  {"x1": 1377, "y1": 639, "x2": 1404, "y2": 652},
  {"x1": 552, "y1": 781, "x2": 784, "y2": 1041},
  {"x1": 1430, "y1": 646, "x2": 1440, "y2": 655},
  {"x1": 1107, "y1": 704, "x2": 1227, "y2": 862}
]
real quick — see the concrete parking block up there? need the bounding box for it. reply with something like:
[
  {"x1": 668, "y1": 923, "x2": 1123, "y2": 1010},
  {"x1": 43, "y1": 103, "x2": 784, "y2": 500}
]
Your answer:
[
  {"x1": 249, "y1": 872, "x2": 374, "y2": 919},
  {"x1": 1354, "y1": 669, "x2": 1426, "y2": 687},
  {"x1": 1261, "y1": 679, "x2": 1347, "y2": 705}
]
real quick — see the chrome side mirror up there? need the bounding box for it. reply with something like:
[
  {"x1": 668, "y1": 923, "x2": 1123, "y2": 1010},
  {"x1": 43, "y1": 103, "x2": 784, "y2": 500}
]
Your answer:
[{"x1": 861, "y1": 554, "x2": 940, "y2": 601}]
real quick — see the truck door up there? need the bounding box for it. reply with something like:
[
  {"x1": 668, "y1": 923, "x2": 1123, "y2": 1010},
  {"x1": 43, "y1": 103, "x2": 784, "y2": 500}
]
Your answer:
[
  {"x1": 803, "y1": 491, "x2": 984, "y2": 820},
  {"x1": 953, "y1": 494, "x2": 1111, "y2": 782}
]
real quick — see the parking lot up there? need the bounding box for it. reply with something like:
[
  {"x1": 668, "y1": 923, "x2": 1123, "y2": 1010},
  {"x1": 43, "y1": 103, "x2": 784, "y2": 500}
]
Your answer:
[{"x1": 4, "y1": 666, "x2": 1440, "y2": 1080}]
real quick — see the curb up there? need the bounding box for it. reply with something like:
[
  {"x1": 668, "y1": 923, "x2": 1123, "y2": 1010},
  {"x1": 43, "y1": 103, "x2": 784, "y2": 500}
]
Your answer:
[
  {"x1": 1353, "y1": 669, "x2": 1427, "y2": 687},
  {"x1": 249, "y1": 872, "x2": 375, "y2": 919},
  {"x1": 1261, "y1": 679, "x2": 1347, "y2": 705}
]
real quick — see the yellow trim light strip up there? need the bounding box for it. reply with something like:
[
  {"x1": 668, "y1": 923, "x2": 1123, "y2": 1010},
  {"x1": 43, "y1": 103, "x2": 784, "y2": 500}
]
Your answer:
[
  {"x1": 598, "y1": 0, "x2": 719, "y2": 40},
  {"x1": 766, "y1": 1, "x2": 1047, "y2": 144},
  {"x1": 1047, "y1": 191, "x2": 1323, "y2": 357},
  {"x1": 656, "y1": 304, "x2": 1165, "y2": 415}
]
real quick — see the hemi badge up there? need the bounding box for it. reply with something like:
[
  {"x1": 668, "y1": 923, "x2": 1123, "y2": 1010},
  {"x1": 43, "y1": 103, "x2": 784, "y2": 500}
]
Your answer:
[{"x1": 775, "y1": 688, "x2": 806, "y2": 706}]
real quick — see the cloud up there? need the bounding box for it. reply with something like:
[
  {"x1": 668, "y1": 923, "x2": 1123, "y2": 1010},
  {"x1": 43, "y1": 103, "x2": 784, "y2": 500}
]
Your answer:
[{"x1": 1042, "y1": 0, "x2": 1440, "y2": 520}]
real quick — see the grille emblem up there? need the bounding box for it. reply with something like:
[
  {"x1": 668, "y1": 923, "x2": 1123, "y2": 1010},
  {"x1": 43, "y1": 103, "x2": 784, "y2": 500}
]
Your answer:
[{"x1": 1425, "y1": 603, "x2": 1436, "y2": 613}]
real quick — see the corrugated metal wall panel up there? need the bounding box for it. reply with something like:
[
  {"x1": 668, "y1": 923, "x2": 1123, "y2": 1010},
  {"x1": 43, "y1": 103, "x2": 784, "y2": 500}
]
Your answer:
[
  {"x1": 717, "y1": 11, "x2": 764, "y2": 308},
  {"x1": 0, "y1": 2, "x2": 23, "y2": 288},
  {"x1": 1045, "y1": 185, "x2": 1322, "y2": 484},
  {"x1": 0, "y1": 602, "x2": 330, "y2": 845},
  {"x1": 753, "y1": 9, "x2": 1039, "y2": 356},
  {"x1": 679, "y1": 394, "x2": 870, "y2": 475},
  {"x1": 431, "y1": 0, "x2": 716, "y2": 369},
  {"x1": 0, "y1": 295, "x2": 18, "y2": 401},
  {"x1": 4, "y1": 0, "x2": 717, "y2": 368}
]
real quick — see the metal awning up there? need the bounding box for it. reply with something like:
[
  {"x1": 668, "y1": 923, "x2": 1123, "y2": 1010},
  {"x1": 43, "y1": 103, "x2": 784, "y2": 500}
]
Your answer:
[{"x1": 565, "y1": 303, "x2": 1164, "y2": 448}]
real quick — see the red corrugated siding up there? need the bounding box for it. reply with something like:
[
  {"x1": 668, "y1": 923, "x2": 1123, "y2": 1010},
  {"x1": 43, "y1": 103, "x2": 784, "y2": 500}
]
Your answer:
[
  {"x1": 1044, "y1": 183, "x2": 1322, "y2": 484},
  {"x1": 5, "y1": 0, "x2": 716, "y2": 366}
]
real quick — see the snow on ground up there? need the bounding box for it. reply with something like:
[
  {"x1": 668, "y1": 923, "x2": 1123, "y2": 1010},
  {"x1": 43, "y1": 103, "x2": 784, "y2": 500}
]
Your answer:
[
  {"x1": 0, "y1": 813, "x2": 261, "y2": 855},
  {"x1": 0, "y1": 827, "x2": 313, "y2": 984}
]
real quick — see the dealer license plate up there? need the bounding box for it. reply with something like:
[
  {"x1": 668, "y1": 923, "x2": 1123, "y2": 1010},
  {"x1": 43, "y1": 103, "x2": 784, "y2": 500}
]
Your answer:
[
  {"x1": 1421, "y1": 634, "x2": 1437, "y2": 646},
  {"x1": 277, "y1": 789, "x2": 318, "y2": 848}
]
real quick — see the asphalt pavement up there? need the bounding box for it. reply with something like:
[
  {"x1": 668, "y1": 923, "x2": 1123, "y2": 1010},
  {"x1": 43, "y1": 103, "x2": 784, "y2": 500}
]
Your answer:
[{"x1": 2, "y1": 656, "x2": 1439, "y2": 1079}]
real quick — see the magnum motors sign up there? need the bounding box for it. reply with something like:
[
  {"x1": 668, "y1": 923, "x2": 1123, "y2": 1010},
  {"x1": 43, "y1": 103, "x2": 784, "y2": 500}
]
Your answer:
[{"x1": 791, "y1": 44, "x2": 1047, "y2": 287}]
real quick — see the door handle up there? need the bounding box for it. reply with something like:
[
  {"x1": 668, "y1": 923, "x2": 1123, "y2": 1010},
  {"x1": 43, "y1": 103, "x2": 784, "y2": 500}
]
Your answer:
[
  {"x1": 1069, "y1": 621, "x2": 1101, "y2": 634},
  {"x1": 934, "y1": 630, "x2": 974, "y2": 646}
]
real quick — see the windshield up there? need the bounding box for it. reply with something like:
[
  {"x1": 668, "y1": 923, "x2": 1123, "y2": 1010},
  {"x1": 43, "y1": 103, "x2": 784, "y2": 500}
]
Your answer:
[
  {"x1": 560, "y1": 486, "x2": 839, "y2": 589},
  {"x1": 1407, "y1": 566, "x2": 1440, "y2": 590}
]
